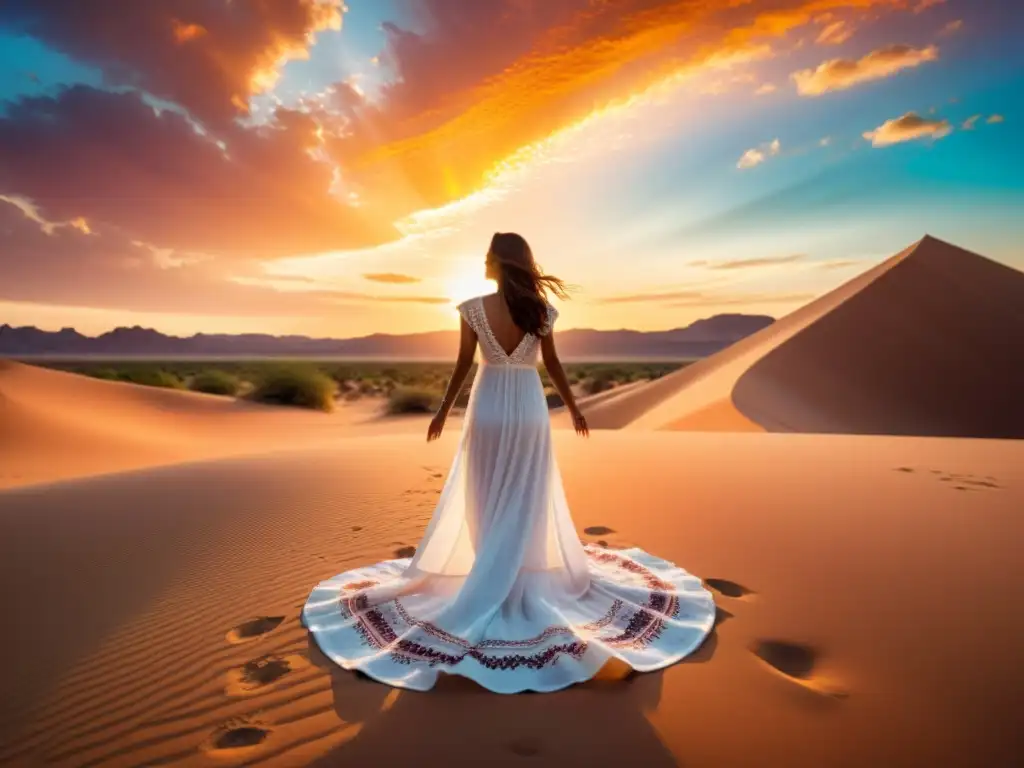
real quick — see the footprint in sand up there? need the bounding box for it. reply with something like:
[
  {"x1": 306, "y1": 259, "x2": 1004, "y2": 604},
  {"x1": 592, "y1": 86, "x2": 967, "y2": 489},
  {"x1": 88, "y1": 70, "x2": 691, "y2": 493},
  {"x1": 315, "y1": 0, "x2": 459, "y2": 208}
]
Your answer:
[
  {"x1": 894, "y1": 467, "x2": 1003, "y2": 492},
  {"x1": 205, "y1": 718, "x2": 271, "y2": 755},
  {"x1": 751, "y1": 639, "x2": 847, "y2": 698},
  {"x1": 226, "y1": 616, "x2": 285, "y2": 644},
  {"x1": 352, "y1": 525, "x2": 363, "y2": 532},
  {"x1": 705, "y1": 579, "x2": 755, "y2": 600},
  {"x1": 227, "y1": 654, "x2": 309, "y2": 696},
  {"x1": 507, "y1": 738, "x2": 542, "y2": 757},
  {"x1": 394, "y1": 545, "x2": 416, "y2": 558},
  {"x1": 940, "y1": 473, "x2": 1002, "y2": 491},
  {"x1": 584, "y1": 526, "x2": 633, "y2": 549}
]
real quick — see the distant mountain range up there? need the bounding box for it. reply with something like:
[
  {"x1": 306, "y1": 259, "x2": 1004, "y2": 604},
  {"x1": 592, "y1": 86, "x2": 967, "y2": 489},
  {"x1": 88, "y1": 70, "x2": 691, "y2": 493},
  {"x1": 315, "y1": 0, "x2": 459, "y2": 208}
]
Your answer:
[{"x1": 0, "y1": 314, "x2": 775, "y2": 360}]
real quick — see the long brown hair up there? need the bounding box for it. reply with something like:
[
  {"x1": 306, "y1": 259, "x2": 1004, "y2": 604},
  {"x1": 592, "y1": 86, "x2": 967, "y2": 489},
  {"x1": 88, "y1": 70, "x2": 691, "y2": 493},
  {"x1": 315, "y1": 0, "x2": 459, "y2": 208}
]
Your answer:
[{"x1": 487, "y1": 232, "x2": 569, "y2": 336}]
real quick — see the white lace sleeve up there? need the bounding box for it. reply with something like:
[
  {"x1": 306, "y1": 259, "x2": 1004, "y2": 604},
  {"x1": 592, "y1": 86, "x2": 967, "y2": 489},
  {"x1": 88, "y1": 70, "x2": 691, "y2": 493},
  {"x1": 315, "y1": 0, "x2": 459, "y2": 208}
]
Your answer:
[
  {"x1": 540, "y1": 303, "x2": 559, "y2": 336},
  {"x1": 456, "y1": 298, "x2": 478, "y2": 334}
]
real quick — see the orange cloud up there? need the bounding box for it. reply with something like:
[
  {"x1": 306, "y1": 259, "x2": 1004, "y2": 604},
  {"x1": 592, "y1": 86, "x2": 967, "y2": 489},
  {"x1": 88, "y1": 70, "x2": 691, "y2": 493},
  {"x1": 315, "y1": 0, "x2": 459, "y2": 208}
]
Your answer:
[
  {"x1": 987, "y1": 114, "x2": 1005, "y2": 124},
  {"x1": 598, "y1": 290, "x2": 709, "y2": 305},
  {"x1": 818, "y1": 259, "x2": 865, "y2": 269},
  {"x1": 68, "y1": 217, "x2": 92, "y2": 235},
  {"x1": 172, "y1": 20, "x2": 206, "y2": 43},
  {"x1": 1, "y1": 0, "x2": 917, "y2": 276},
  {"x1": 817, "y1": 20, "x2": 855, "y2": 45},
  {"x1": 863, "y1": 111, "x2": 952, "y2": 146},
  {"x1": 338, "y1": 0, "x2": 909, "y2": 218},
  {"x1": 668, "y1": 291, "x2": 817, "y2": 307},
  {"x1": 597, "y1": 288, "x2": 816, "y2": 306},
  {"x1": 940, "y1": 19, "x2": 963, "y2": 35},
  {"x1": 0, "y1": 194, "x2": 94, "y2": 237},
  {"x1": 363, "y1": 272, "x2": 421, "y2": 284},
  {"x1": 704, "y1": 254, "x2": 806, "y2": 269},
  {"x1": 793, "y1": 44, "x2": 939, "y2": 95}
]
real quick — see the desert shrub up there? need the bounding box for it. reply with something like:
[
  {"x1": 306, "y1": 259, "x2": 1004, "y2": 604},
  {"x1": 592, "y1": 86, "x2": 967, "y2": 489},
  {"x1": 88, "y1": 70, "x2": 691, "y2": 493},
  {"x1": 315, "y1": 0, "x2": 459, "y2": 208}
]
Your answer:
[
  {"x1": 609, "y1": 366, "x2": 637, "y2": 383},
  {"x1": 582, "y1": 371, "x2": 616, "y2": 395},
  {"x1": 387, "y1": 387, "x2": 441, "y2": 415},
  {"x1": 545, "y1": 389, "x2": 564, "y2": 409},
  {"x1": 249, "y1": 365, "x2": 335, "y2": 412},
  {"x1": 189, "y1": 370, "x2": 241, "y2": 396},
  {"x1": 85, "y1": 367, "x2": 120, "y2": 381},
  {"x1": 326, "y1": 365, "x2": 355, "y2": 385},
  {"x1": 567, "y1": 366, "x2": 590, "y2": 384},
  {"x1": 118, "y1": 368, "x2": 184, "y2": 389}
]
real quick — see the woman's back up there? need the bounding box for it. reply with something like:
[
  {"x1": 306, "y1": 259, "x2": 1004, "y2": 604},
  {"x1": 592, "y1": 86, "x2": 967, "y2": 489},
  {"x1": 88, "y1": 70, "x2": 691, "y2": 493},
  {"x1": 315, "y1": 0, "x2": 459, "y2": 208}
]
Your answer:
[
  {"x1": 458, "y1": 294, "x2": 557, "y2": 368},
  {"x1": 480, "y1": 293, "x2": 527, "y2": 357}
]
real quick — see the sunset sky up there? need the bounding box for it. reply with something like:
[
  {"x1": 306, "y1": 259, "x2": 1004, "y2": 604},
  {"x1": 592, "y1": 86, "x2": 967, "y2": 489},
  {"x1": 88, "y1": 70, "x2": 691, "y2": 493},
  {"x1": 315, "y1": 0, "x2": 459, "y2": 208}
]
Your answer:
[{"x1": 1, "y1": 0, "x2": 1021, "y2": 338}]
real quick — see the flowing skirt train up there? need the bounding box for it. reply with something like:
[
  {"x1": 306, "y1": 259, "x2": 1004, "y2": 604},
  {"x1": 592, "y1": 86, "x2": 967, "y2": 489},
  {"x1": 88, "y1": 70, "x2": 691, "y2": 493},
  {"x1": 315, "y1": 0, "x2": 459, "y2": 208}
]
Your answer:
[{"x1": 303, "y1": 365, "x2": 715, "y2": 693}]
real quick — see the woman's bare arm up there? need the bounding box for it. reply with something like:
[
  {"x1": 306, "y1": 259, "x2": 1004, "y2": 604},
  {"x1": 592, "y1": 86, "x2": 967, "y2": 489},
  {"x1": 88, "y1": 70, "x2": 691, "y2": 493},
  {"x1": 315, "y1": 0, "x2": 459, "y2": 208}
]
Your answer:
[
  {"x1": 428, "y1": 318, "x2": 477, "y2": 441},
  {"x1": 541, "y1": 331, "x2": 588, "y2": 435},
  {"x1": 438, "y1": 317, "x2": 477, "y2": 416}
]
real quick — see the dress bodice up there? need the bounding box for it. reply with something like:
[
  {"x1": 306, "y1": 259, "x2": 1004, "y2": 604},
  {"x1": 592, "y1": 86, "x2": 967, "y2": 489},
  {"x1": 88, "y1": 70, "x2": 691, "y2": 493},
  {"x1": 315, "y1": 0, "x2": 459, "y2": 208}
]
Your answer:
[{"x1": 457, "y1": 295, "x2": 558, "y2": 367}]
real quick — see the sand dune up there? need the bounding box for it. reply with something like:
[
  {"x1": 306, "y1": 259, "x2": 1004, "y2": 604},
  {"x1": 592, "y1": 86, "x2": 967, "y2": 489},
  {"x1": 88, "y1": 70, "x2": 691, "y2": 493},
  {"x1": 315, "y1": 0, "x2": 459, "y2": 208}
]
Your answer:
[
  {"x1": 0, "y1": 432, "x2": 1021, "y2": 767},
  {"x1": 581, "y1": 236, "x2": 1024, "y2": 438},
  {"x1": 0, "y1": 360, "x2": 446, "y2": 489},
  {"x1": 549, "y1": 378, "x2": 651, "y2": 428}
]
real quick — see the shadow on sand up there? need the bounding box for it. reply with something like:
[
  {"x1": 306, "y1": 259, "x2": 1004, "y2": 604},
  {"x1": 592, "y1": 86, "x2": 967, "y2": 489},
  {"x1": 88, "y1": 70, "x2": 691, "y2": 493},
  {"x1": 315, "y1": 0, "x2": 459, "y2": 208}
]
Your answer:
[{"x1": 302, "y1": 610, "x2": 724, "y2": 767}]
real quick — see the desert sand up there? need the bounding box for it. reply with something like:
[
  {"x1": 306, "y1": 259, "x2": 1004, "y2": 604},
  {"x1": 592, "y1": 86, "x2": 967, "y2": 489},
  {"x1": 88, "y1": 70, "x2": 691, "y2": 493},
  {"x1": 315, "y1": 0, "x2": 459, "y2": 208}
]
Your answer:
[{"x1": 1, "y1": 235, "x2": 1023, "y2": 767}]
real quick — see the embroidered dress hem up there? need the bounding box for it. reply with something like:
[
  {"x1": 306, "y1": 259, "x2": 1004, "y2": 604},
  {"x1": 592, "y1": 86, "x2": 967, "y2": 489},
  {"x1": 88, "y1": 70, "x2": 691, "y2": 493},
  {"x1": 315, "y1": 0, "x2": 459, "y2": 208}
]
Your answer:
[{"x1": 303, "y1": 545, "x2": 716, "y2": 693}]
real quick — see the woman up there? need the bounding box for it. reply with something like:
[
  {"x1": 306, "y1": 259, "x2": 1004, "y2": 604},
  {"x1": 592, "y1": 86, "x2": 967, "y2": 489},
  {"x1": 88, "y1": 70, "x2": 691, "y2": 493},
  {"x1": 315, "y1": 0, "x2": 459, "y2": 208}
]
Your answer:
[{"x1": 303, "y1": 233, "x2": 715, "y2": 693}]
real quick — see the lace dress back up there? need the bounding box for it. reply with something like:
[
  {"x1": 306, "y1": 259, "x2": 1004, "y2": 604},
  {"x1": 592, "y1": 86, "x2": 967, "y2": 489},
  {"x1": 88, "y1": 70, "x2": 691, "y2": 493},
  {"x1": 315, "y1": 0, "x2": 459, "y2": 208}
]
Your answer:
[
  {"x1": 458, "y1": 294, "x2": 556, "y2": 366},
  {"x1": 303, "y1": 294, "x2": 715, "y2": 693}
]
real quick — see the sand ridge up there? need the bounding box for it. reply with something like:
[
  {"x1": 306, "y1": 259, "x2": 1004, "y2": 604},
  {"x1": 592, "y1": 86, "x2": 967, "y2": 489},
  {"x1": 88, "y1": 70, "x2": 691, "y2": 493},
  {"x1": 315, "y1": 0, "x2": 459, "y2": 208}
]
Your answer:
[
  {"x1": 579, "y1": 236, "x2": 1024, "y2": 438},
  {"x1": 0, "y1": 360, "x2": 448, "y2": 489}
]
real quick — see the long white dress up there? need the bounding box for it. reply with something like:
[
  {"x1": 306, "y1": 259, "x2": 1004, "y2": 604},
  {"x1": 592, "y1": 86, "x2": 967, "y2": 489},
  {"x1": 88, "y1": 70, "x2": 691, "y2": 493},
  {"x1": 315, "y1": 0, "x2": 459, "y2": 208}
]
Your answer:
[{"x1": 302, "y1": 295, "x2": 716, "y2": 693}]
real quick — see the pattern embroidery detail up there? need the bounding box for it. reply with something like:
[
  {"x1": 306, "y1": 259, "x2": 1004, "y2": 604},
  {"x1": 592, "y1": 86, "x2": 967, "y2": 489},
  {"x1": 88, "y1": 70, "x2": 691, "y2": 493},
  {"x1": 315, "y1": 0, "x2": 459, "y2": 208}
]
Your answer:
[
  {"x1": 458, "y1": 296, "x2": 557, "y2": 366},
  {"x1": 336, "y1": 547, "x2": 680, "y2": 671}
]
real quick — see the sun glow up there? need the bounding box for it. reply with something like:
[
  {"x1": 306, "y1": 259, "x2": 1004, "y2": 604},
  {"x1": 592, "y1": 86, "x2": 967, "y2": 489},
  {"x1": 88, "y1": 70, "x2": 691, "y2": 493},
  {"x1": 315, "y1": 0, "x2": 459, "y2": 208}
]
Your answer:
[{"x1": 444, "y1": 272, "x2": 495, "y2": 313}]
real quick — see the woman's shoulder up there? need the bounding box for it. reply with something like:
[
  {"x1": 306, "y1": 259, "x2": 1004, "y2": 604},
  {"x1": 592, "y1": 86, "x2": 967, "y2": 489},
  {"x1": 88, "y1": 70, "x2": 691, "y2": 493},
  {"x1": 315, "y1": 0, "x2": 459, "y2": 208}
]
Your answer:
[
  {"x1": 456, "y1": 294, "x2": 497, "y2": 327},
  {"x1": 540, "y1": 301, "x2": 559, "y2": 335},
  {"x1": 456, "y1": 294, "x2": 490, "y2": 314}
]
